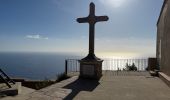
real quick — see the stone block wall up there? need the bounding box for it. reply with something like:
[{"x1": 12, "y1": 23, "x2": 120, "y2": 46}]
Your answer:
[{"x1": 157, "y1": 0, "x2": 170, "y2": 76}]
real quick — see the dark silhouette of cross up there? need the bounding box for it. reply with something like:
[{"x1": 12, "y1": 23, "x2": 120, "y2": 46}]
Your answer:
[{"x1": 77, "y1": 2, "x2": 109, "y2": 60}]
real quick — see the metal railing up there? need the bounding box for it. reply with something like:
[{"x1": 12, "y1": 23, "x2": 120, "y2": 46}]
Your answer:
[
  {"x1": 65, "y1": 59, "x2": 148, "y2": 74},
  {"x1": 65, "y1": 59, "x2": 80, "y2": 75}
]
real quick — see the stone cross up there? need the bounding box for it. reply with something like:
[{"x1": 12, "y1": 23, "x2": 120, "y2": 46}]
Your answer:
[{"x1": 77, "y1": 2, "x2": 109, "y2": 59}]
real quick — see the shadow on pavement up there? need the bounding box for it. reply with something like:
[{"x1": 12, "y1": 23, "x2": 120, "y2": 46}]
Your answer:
[{"x1": 63, "y1": 78, "x2": 99, "y2": 100}]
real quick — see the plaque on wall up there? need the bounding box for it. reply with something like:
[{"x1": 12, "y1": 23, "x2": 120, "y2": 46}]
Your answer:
[{"x1": 82, "y1": 65, "x2": 94, "y2": 76}]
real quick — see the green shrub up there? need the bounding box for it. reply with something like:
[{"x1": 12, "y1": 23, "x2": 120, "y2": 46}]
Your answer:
[
  {"x1": 56, "y1": 73, "x2": 70, "y2": 82},
  {"x1": 125, "y1": 63, "x2": 137, "y2": 71},
  {"x1": 22, "y1": 73, "x2": 70, "y2": 90}
]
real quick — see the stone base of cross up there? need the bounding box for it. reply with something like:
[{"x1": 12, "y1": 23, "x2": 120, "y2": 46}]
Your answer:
[{"x1": 79, "y1": 59, "x2": 103, "y2": 79}]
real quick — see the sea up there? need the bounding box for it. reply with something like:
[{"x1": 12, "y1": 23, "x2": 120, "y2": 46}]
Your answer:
[
  {"x1": 0, "y1": 52, "x2": 148, "y2": 80},
  {"x1": 0, "y1": 52, "x2": 82, "y2": 80}
]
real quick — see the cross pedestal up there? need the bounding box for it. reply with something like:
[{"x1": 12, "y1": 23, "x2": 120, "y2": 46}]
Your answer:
[
  {"x1": 79, "y1": 59, "x2": 103, "y2": 79},
  {"x1": 77, "y1": 2, "x2": 108, "y2": 79}
]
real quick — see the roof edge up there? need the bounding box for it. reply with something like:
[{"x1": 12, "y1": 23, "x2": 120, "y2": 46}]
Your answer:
[{"x1": 157, "y1": 0, "x2": 168, "y2": 26}]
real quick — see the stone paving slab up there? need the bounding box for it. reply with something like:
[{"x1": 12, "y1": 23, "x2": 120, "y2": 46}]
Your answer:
[
  {"x1": 0, "y1": 86, "x2": 35, "y2": 100},
  {"x1": 0, "y1": 82, "x2": 21, "y2": 96},
  {"x1": 72, "y1": 76, "x2": 170, "y2": 100},
  {"x1": 1, "y1": 71, "x2": 170, "y2": 100}
]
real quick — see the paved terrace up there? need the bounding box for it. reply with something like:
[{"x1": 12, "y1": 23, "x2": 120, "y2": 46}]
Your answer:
[{"x1": 1, "y1": 71, "x2": 170, "y2": 100}]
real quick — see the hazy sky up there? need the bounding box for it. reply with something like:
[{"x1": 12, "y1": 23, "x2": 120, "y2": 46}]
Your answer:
[{"x1": 0, "y1": 0, "x2": 163, "y2": 58}]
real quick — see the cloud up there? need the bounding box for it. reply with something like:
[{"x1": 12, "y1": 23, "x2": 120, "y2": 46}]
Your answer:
[{"x1": 26, "y1": 35, "x2": 48, "y2": 40}]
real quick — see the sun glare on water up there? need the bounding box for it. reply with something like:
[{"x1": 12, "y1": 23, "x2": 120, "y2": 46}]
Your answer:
[{"x1": 96, "y1": 52, "x2": 145, "y2": 59}]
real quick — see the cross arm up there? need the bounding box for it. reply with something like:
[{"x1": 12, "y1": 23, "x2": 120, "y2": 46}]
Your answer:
[
  {"x1": 77, "y1": 17, "x2": 89, "y2": 23},
  {"x1": 96, "y1": 16, "x2": 109, "y2": 22}
]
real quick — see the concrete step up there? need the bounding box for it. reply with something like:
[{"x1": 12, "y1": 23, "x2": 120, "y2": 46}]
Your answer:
[
  {"x1": 149, "y1": 70, "x2": 159, "y2": 76},
  {"x1": 0, "y1": 82, "x2": 21, "y2": 96},
  {"x1": 159, "y1": 72, "x2": 170, "y2": 87}
]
